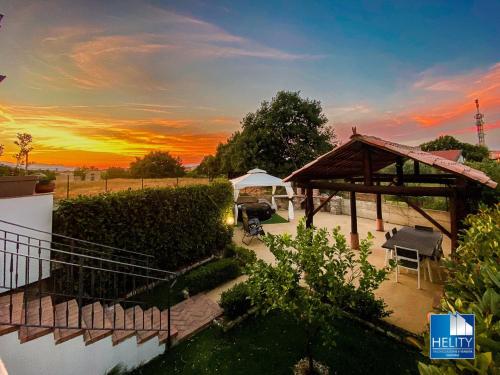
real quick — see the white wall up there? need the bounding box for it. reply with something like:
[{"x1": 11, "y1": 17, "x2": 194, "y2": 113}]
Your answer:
[
  {"x1": 0, "y1": 330, "x2": 165, "y2": 375},
  {"x1": 0, "y1": 194, "x2": 53, "y2": 291}
]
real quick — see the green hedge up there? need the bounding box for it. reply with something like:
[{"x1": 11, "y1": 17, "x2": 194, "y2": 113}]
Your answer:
[
  {"x1": 184, "y1": 258, "x2": 241, "y2": 295},
  {"x1": 53, "y1": 180, "x2": 233, "y2": 271},
  {"x1": 219, "y1": 281, "x2": 252, "y2": 320}
]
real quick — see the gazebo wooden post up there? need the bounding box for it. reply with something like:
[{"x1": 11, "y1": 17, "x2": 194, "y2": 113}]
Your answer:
[
  {"x1": 449, "y1": 191, "x2": 458, "y2": 253},
  {"x1": 350, "y1": 191, "x2": 359, "y2": 249},
  {"x1": 376, "y1": 192, "x2": 384, "y2": 232},
  {"x1": 305, "y1": 187, "x2": 314, "y2": 228},
  {"x1": 450, "y1": 180, "x2": 467, "y2": 254}
]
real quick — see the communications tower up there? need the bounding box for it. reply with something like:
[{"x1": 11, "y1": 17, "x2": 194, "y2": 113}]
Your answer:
[{"x1": 474, "y1": 99, "x2": 485, "y2": 146}]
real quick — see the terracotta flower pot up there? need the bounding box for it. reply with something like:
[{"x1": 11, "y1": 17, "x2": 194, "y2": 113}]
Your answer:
[
  {"x1": 0, "y1": 176, "x2": 39, "y2": 198},
  {"x1": 35, "y1": 181, "x2": 56, "y2": 194}
]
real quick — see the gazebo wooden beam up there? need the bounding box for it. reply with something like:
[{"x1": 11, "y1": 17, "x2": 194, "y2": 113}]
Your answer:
[
  {"x1": 305, "y1": 187, "x2": 314, "y2": 228},
  {"x1": 404, "y1": 199, "x2": 451, "y2": 238},
  {"x1": 312, "y1": 191, "x2": 338, "y2": 216},
  {"x1": 347, "y1": 174, "x2": 457, "y2": 184},
  {"x1": 350, "y1": 191, "x2": 359, "y2": 249},
  {"x1": 297, "y1": 181, "x2": 455, "y2": 197}
]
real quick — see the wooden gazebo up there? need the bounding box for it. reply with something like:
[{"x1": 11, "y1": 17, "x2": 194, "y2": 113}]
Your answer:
[{"x1": 284, "y1": 130, "x2": 497, "y2": 252}]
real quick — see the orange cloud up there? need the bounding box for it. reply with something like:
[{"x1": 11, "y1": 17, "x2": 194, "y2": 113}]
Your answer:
[{"x1": 0, "y1": 102, "x2": 230, "y2": 167}]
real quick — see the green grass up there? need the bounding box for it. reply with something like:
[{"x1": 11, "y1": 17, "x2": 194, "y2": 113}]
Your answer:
[
  {"x1": 129, "y1": 313, "x2": 425, "y2": 375},
  {"x1": 262, "y1": 213, "x2": 289, "y2": 224}
]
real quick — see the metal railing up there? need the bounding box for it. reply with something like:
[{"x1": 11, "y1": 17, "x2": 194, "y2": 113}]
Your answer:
[
  {"x1": 0, "y1": 219, "x2": 153, "y2": 266},
  {"x1": 0, "y1": 224, "x2": 177, "y2": 346}
]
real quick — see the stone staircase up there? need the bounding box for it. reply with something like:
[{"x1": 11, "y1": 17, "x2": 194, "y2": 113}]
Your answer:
[{"x1": 0, "y1": 291, "x2": 222, "y2": 348}]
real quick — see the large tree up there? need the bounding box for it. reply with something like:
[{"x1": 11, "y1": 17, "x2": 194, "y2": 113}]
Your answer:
[
  {"x1": 197, "y1": 91, "x2": 336, "y2": 178},
  {"x1": 420, "y1": 135, "x2": 489, "y2": 162},
  {"x1": 130, "y1": 151, "x2": 185, "y2": 178}
]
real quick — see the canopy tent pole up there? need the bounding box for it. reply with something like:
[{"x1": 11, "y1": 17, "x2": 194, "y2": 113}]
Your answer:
[{"x1": 233, "y1": 189, "x2": 240, "y2": 224}]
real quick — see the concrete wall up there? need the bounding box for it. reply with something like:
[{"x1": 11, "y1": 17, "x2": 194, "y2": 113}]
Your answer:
[
  {"x1": 0, "y1": 330, "x2": 164, "y2": 375},
  {"x1": 340, "y1": 198, "x2": 451, "y2": 232},
  {"x1": 0, "y1": 194, "x2": 53, "y2": 291}
]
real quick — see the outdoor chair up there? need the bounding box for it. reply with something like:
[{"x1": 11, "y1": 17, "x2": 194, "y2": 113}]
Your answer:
[
  {"x1": 394, "y1": 246, "x2": 423, "y2": 289},
  {"x1": 384, "y1": 232, "x2": 393, "y2": 266},
  {"x1": 241, "y1": 208, "x2": 265, "y2": 245},
  {"x1": 415, "y1": 225, "x2": 433, "y2": 232}
]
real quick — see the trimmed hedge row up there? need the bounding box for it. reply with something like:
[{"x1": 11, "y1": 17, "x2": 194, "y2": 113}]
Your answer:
[
  {"x1": 53, "y1": 180, "x2": 233, "y2": 271},
  {"x1": 184, "y1": 258, "x2": 241, "y2": 295}
]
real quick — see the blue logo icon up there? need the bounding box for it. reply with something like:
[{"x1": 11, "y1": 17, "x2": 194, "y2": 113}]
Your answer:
[{"x1": 430, "y1": 313, "x2": 475, "y2": 359}]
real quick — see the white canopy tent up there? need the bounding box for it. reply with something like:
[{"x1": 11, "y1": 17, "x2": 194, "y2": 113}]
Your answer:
[{"x1": 230, "y1": 168, "x2": 295, "y2": 223}]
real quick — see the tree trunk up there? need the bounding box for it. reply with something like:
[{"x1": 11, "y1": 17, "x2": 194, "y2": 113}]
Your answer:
[{"x1": 306, "y1": 329, "x2": 314, "y2": 374}]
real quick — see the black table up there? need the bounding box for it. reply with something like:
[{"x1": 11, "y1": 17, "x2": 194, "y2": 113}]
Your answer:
[{"x1": 382, "y1": 227, "x2": 442, "y2": 258}]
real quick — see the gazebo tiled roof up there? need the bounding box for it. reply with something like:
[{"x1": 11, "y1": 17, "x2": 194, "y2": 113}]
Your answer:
[{"x1": 284, "y1": 133, "x2": 497, "y2": 189}]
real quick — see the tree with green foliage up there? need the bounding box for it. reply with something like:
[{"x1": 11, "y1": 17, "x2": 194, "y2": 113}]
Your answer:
[
  {"x1": 196, "y1": 91, "x2": 336, "y2": 178},
  {"x1": 102, "y1": 167, "x2": 130, "y2": 179},
  {"x1": 130, "y1": 151, "x2": 185, "y2": 178},
  {"x1": 419, "y1": 204, "x2": 499, "y2": 375},
  {"x1": 196, "y1": 155, "x2": 219, "y2": 180},
  {"x1": 465, "y1": 159, "x2": 500, "y2": 207},
  {"x1": 247, "y1": 220, "x2": 392, "y2": 374},
  {"x1": 420, "y1": 135, "x2": 489, "y2": 162}
]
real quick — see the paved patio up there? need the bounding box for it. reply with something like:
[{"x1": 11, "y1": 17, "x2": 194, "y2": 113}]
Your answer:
[{"x1": 211, "y1": 210, "x2": 447, "y2": 335}]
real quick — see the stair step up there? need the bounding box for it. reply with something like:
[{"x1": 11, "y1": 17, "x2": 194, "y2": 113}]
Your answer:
[
  {"x1": 81, "y1": 302, "x2": 113, "y2": 345},
  {"x1": 53, "y1": 299, "x2": 84, "y2": 344},
  {"x1": 108, "y1": 304, "x2": 135, "y2": 346},
  {"x1": 136, "y1": 307, "x2": 161, "y2": 344},
  {"x1": 19, "y1": 296, "x2": 54, "y2": 343},
  {"x1": 0, "y1": 292, "x2": 24, "y2": 336},
  {"x1": 158, "y1": 309, "x2": 179, "y2": 344},
  {"x1": 167, "y1": 294, "x2": 223, "y2": 341}
]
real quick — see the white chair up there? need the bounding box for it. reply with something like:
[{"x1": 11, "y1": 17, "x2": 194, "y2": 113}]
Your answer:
[
  {"x1": 394, "y1": 245, "x2": 422, "y2": 289},
  {"x1": 384, "y1": 232, "x2": 393, "y2": 266}
]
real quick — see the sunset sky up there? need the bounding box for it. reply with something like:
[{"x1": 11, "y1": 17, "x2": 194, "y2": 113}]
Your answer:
[{"x1": 0, "y1": 0, "x2": 499, "y2": 168}]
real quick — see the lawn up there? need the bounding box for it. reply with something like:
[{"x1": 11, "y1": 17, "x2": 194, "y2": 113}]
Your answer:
[
  {"x1": 54, "y1": 177, "x2": 209, "y2": 200},
  {"x1": 129, "y1": 313, "x2": 424, "y2": 375}
]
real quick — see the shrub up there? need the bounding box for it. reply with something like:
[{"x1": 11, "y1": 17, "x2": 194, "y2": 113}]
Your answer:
[
  {"x1": 419, "y1": 204, "x2": 499, "y2": 375},
  {"x1": 341, "y1": 288, "x2": 391, "y2": 321},
  {"x1": 222, "y1": 243, "x2": 236, "y2": 258},
  {"x1": 234, "y1": 246, "x2": 257, "y2": 268},
  {"x1": 53, "y1": 180, "x2": 233, "y2": 271},
  {"x1": 219, "y1": 282, "x2": 252, "y2": 319},
  {"x1": 184, "y1": 258, "x2": 241, "y2": 295}
]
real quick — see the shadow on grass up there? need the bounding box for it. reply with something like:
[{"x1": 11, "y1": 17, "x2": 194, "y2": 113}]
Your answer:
[{"x1": 129, "y1": 313, "x2": 425, "y2": 375}]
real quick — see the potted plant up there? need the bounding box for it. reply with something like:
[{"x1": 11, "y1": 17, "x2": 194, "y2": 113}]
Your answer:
[
  {"x1": 35, "y1": 174, "x2": 56, "y2": 194},
  {"x1": 0, "y1": 175, "x2": 39, "y2": 198}
]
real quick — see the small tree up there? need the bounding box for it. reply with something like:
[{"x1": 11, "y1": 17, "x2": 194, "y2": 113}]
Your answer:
[
  {"x1": 13, "y1": 133, "x2": 33, "y2": 173},
  {"x1": 247, "y1": 220, "x2": 392, "y2": 374},
  {"x1": 130, "y1": 151, "x2": 185, "y2": 178},
  {"x1": 0, "y1": 143, "x2": 4, "y2": 157}
]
